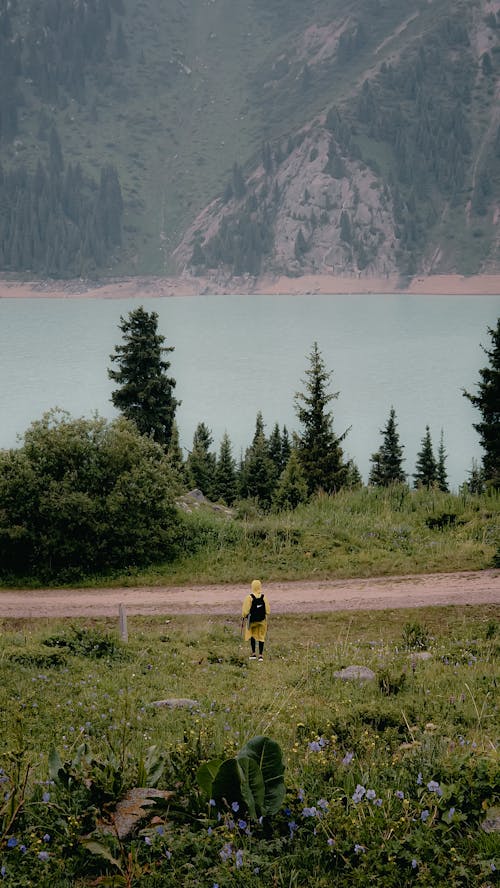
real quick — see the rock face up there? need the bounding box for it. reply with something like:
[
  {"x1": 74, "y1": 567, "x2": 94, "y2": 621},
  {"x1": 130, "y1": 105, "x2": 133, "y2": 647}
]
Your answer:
[
  {"x1": 174, "y1": 122, "x2": 399, "y2": 280},
  {"x1": 333, "y1": 665, "x2": 376, "y2": 681}
]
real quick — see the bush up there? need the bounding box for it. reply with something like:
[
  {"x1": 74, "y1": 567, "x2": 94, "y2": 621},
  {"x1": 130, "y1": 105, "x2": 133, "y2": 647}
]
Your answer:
[{"x1": 0, "y1": 410, "x2": 183, "y2": 581}]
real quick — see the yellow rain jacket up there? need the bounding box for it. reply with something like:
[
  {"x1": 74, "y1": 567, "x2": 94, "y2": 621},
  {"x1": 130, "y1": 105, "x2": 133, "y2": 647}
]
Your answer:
[{"x1": 242, "y1": 579, "x2": 270, "y2": 642}]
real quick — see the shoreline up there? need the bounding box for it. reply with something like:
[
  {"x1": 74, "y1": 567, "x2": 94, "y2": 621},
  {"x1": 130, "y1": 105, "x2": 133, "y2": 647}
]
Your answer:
[{"x1": 0, "y1": 272, "x2": 499, "y2": 299}]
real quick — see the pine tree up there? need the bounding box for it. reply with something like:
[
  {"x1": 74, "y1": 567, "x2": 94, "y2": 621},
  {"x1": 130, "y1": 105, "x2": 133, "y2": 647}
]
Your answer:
[
  {"x1": 166, "y1": 420, "x2": 185, "y2": 480},
  {"x1": 214, "y1": 432, "x2": 238, "y2": 505},
  {"x1": 369, "y1": 407, "x2": 406, "y2": 486},
  {"x1": 240, "y1": 421, "x2": 275, "y2": 510},
  {"x1": 413, "y1": 425, "x2": 437, "y2": 488},
  {"x1": 273, "y1": 450, "x2": 308, "y2": 510},
  {"x1": 463, "y1": 318, "x2": 500, "y2": 488},
  {"x1": 108, "y1": 307, "x2": 179, "y2": 449},
  {"x1": 436, "y1": 430, "x2": 449, "y2": 492},
  {"x1": 294, "y1": 342, "x2": 349, "y2": 494},
  {"x1": 185, "y1": 423, "x2": 216, "y2": 497}
]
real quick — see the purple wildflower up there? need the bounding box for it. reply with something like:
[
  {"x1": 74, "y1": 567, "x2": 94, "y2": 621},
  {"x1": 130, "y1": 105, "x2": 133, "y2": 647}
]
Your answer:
[
  {"x1": 421, "y1": 809, "x2": 430, "y2": 822},
  {"x1": 231, "y1": 801, "x2": 239, "y2": 813},
  {"x1": 427, "y1": 780, "x2": 442, "y2": 797},
  {"x1": 354, "y1": 844, "x2": 365, "y2": 854},
  {"x1": 37, "y1": 851, "x2": 50, "y2": 862},
  {"x1": 6, "y1": 838, "x2": 17, "y2": 849},
  {"x1": 235, "y1": 849, "x2": 244, "y2": 868},
  {"x1": 352, "y1": 784, "x2": 366, "y2": 803},
  {"x1": 366, "y1": 789, "x2": 376, "y2": 801},
  {"x1": 395, "y1": 790, "x2": 404, "y2": 800},
  {"x1": 42, "y1": 834, "x2": 51, "y2": 843},
  {"x1": 342, "y1": 751, "x2": 354, "y2": 766},
  {"x1": 42, "y1": 792, "x2": 50, "y2": 803}
]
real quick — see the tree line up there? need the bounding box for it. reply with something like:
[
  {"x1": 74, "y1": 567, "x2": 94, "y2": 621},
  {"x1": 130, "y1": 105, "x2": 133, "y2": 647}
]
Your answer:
[
  {"x1": 0, "y1": 307, "x2": 498, "y2": 580},
  {"x1": 0, "y1": 132, "x2": 123, "y2": 275}
]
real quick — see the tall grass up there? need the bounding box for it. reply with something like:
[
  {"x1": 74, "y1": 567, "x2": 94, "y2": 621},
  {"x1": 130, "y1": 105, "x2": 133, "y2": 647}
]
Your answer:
[{"x1": 112, "y1": 485, "x2": 500, "y2": 588}]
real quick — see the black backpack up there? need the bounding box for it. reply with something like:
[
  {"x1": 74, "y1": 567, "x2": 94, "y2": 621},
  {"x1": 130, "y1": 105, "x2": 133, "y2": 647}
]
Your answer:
[{"x1": 248, "y1": 593, "x2": 266, "y2": 623}]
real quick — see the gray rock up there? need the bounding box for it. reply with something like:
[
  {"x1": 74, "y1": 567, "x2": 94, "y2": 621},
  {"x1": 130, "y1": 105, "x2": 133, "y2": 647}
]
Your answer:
[
  {"x1": 481, "y1": 806, "x2": 500, "y2": 834},
  {"x1": 99, "y1": 787, "x2": 175, "y2": 838},
  {"x1": 333, "y1": 665, "x2": 376, "y2": 681},
  {"x1": 151, "y1": 697, "x2": 199, "y2": 709},
  {"x1": 410, "y1": 651, "x2": 432, "y2": 661}
]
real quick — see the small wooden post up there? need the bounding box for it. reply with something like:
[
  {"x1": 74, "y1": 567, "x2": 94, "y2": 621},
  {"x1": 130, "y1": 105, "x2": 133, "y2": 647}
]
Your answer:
[{"x1": 119, "y1": 603, "x2": 128, "y2": 643}]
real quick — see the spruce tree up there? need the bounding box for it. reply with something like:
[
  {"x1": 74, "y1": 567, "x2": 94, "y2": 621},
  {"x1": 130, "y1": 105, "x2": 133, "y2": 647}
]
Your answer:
[
  {"x1": 463, "y1": 318, "x2": 500, "y2": 488},
  {"x1": 273, "y1": 450, "x2": 308, "y2": 510},
  {"x1": 108, "y1": 307, "x2": 179, "y2": 449},
  {"x1": 240, "y1": 425, "x2": 275, "y2": 510},
  {"x1": 369, "y1": 407, "x2": 406, "y2": 486},
  {"x1": 413, "y1": 425, "x2": 437, "y2": 488},
  {"x1": 185, "y1": 422, "x2": 216, "y2": 497},
  {"x1": 214, "y1": 432, "x2": 238, "y2": 505},
  {"x1": 436, "y1": 430, "x2": 449, "y2": 492},
  {"x1": 294, "y1": 342, "x2": 349, "y2": 494}
]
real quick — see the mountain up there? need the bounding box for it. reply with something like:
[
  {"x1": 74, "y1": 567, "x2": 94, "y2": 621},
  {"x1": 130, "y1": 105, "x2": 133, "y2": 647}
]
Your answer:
[{"x1": 1, "y1": 0, "x2": 499, "y2": 281}]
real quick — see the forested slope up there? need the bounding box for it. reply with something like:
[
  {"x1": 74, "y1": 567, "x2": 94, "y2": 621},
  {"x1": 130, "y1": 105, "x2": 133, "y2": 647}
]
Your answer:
[{"x1": 0, "y1": 0, "x2": 499, "y2": 279}]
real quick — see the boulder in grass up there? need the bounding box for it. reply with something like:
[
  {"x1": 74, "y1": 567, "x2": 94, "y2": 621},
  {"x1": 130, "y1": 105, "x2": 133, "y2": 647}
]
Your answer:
[
  {"x1": 151, "y1": 698, "x2": 199, "y2": 709},
  {"x1": 99, "y1": 787, "x2": 175, "y2": 839},
  {"x1": 333, "y1": 666, "x2": 376, "y2": 682},
  {"x1": 481, "y1": 807, "x2": 500, "y2": 834}
]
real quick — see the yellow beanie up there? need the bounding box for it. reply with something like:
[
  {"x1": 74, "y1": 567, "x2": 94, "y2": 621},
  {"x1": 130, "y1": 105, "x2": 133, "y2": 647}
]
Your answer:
[{"x1": 251, "y1": 579, "x2": 262, "y2": 594}]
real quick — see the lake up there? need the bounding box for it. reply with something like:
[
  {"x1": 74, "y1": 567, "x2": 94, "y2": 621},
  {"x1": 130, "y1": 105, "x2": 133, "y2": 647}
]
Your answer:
[{"x1": 1, "y1": 292, "x2": 499, "y2": 490}]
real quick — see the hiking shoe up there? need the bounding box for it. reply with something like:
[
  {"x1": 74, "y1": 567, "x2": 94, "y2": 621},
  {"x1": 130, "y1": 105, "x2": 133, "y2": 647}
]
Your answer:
[
  {"x1": 249, "y1": 655, "x2": 257, "y2": 660},
  {"x1": 258, "y1": 656, "x2": 264, "y2": 661}
]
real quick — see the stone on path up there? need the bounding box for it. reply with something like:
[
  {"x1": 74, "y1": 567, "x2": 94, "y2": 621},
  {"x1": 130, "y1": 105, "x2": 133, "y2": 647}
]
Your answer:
[{"x1": 333, "y1": 665, "x2": 376, "y2": 681}]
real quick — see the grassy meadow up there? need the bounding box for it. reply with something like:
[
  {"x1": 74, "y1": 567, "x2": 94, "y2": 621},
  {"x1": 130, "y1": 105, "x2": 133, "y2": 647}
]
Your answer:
[
  {"x1": 85, "y1": 485, "x2": 500, "y2": 589},
  {"x1": 0, "y1": 603, "x2": 498, "y2": 886}
]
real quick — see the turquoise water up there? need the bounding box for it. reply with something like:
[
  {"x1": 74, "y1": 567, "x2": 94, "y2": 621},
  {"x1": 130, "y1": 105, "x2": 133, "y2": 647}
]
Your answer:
[{"x1": 1, "y1": 291, "x2": 499, "y2": 489}]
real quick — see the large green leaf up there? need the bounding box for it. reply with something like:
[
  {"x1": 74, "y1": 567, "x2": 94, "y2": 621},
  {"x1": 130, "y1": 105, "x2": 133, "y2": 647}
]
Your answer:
[
  {"x1": 211, "y1": 757, "x2": 263, "y2": 818},
  {"x1": 237, "y1": 755, "x2": 265, "y2": 818},
  {"x1": 196, "y1": 758, "x2": 223, "y2": 797},
  {"x1": 238, "y1": 736, "x2": 286, "y2": 816}
]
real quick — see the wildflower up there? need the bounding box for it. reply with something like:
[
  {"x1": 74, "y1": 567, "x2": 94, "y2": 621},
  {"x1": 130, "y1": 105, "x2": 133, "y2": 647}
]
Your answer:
[
  {"x1": 297, "y1": 788, "x2": 304, "y2": 801},
  {"x1": 354, "y1": 844, "x2": 366, "y2": 854},
  {"x1": 412, "y1": 859, "x2": 418, "y2": 869},
  {"x1": 416, "y1": 772, "x2": 423, "y2": 785},
  {"x1": 374, "y1": 798, "x2": 383, "y2": 807},
  {"x1": 207, "y1": 827, "x2": 213, "y2": 836},
  {"x1": 288, "y1": 820, "x2": 298, "y2": 836},
  {"x1": 420, "y1": 809, "x2": 430, "y2": 822},
  {"x1": 342, "y1": 751, "x2": 354, "y2": 766},
  {"x1": 302, "y1": 806, "x2": 318, "y2": 818},
  {"x1": 220, "y1": 842, "x2": 233, "y2": 861},
  {"x1": 427, "y1": 780, "x2": 442, "y2": 797},
  {"x1": 491, "y1": 863, "x2": 496, "y2": 873},
  {"x1": 37, "y1": 851, "x2": 50, "y2": 862},
  {"x1": 317, "y1": 798, "x2": 328, "y2": 810},
  {"x1": 231, "y1": 801, "x2": 239, "y2": 813},
  {"x1": 352, "y1": 784, "x2": 366, "y2": 803},
  {"x1": 165, "y1": 850, "x2": 172, "y2": 860},
  {"x1": 366, "y1": 789, "x2": 376, "y2": 801},
  {"x1": 155, "y1": 826, "x2": 165, "y2": 836},
  {"x1": 237, "y1": 819, "x2": 247, "y2": 830},
  {"x1": 42, "y1": 792, "x2": 50, "y2": 803},
  {"x1": 42, "y1": 834, "x2": 51, "y2": 843},
  {"x1": 395, "y1": 790, "x2": 404, "y2": 800},
  {"x1": 144, "y1": 836, "x2": 152, "y2": 846},
  {"x1": 327, "y1": 837, "x2": 335, "y2": 847},
  {"x1": 6, "y1": 838, "x2": 17, "y2": 849},
  {"x1": 0, "y1": 865, "x2": 6, "y2": 877},
  {"x1": 235, "y1": 849, "x2": 244, "y2": 868},
  {"x1": 447, "y1": 808, "x2": 455, "y2": 821},
  {"x1": 253, "y1": 866, "x2": 260, "y2": 873},
  {"x1": 308, "y1": 740, "x2": 322, "y2": 752}
]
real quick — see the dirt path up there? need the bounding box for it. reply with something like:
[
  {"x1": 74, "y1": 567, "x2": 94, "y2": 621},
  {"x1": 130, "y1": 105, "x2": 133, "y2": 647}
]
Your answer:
[{"x1": 0, "y1": 570, "x2": 498, "y2": 619}]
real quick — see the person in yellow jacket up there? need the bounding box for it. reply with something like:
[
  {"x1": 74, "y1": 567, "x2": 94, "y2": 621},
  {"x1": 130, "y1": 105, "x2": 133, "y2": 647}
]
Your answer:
[{"x1": 242, "y1": 579, "x2": 270, "y2": 661}]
